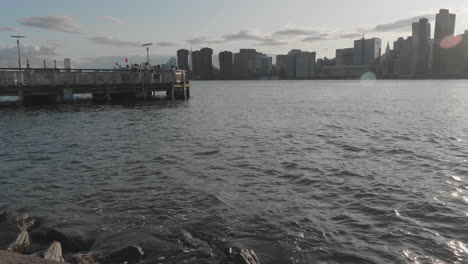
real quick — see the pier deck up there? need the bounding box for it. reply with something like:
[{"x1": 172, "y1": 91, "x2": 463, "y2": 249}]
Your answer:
[{"x1": 0, "y1": 68, "x2": 190, "y2": 104}]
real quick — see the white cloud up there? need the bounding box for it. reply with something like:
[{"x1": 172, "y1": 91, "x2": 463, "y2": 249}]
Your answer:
[
  {"x1": 0, "y1": 27, "x2": 20, "y2": 32},
  {"x1": 87, "y1": 36, "x2": 141, "y2": 47},
  {"x1": 18, "y1": 15, "x2": 85, "y2": 34},
  {"x1": 99, "y1": 16, "x2": 126, "y2": 25},
  {"x1": 0, "y1": 45, "x2": 59, "y2": 67}
]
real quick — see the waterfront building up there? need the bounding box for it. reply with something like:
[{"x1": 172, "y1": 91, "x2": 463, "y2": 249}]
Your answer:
[
  {"x1": 200, "y1": 48, "x2": 213, "y2": 80},
  {"x1": 177, "y1": 49, "x2": 189, "y2": 71},
  {"x1": 219, "y1": 51, "x2": 233, "y2": 80},
  {"x1": 275, "y1": 55, "x2": 288, "y2": 78},
  {"x1": 286, "y1": 49, "x2": 302, "y2": 79},
  {"x1": 464, "y1": 31, "x2": 468, "y2": 74},
  {"x1": 433, "y1": 9, "x2": 456, "y2": 74},
  {"x1": 380, "y1": 42, "x2": 395, "y2": 76},
  {"x1": 233, "y1": 49, "x2": 256, "y2": 79},
  {"x1": 295, "y1": 52, "x2": 316, "y2": 78},
  {"x1": 336, "y1": 48, "x2": 354, "y2": 66},
  {"x1": 396, "y1": 37, "x2": 413, "y2": 76},
  {"x1": 411, "y1": 18, "x2": 431, "y2": 76},
  {"x1": 352, "y1": 37, "x2": 382, "y2": 65},
  {"x1": 261, "y1": 57, "x2": 273, "y2": 76},
  {"x1": 255, "y1": 52, "x2": 267, "y2": 75},
  {"x1": 192, "y1": 50, "x2": 202, "y2": 78}
]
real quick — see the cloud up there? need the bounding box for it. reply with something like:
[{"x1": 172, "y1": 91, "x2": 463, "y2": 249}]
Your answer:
[
  {"x1": 155, "y1": 41, "x2": 176, "y2": 47},
  {"x1": 0, "y1": 27, "x2": 20, "y2": 32},
  {"x1": 273, "y1": 26, "x2": 320, "y2": 37},
  {"x1": 0, "y1": 45, "x2": 59, "y2": 67},
  {"x1": 223, "y1": 30, "x2": 267, "y2": 41},
  {"x1": 18, "y1": 15, "x2": 85, "y2": 33},
  {"x1": 373, "y1": 14, "x2": 435, "y2": 32},
  {"x1": 302, "y1": 36, "x2": 327, "y2": 42},
  {"x1": 99, "y1": 16, "x2": 126, "y2": 25},
  {"x1": 186, "y1": 36, "x2": 224, "y2": 45},
  {"x1": 87, "y1": 36, "x2": 141, "y2": 47},
  {"x1": 336, "y1": 33, "x2": 362, "y2": 39},
  {"x1": 256, "y1": 39, "x2": 288, "y2": 46},
  {"x1": 45, "y1": 39, "x2": 69, "y2": 48}
]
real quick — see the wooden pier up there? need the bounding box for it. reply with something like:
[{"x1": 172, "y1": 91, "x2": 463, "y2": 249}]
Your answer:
[{"x1": 0, "y1": 68, "x2": 190, "y2": 105}]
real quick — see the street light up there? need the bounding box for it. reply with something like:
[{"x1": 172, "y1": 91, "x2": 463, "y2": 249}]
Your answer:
[
  {"x1": 11, "y1": 35, "x2": 25, "y2": 71},
  {"x1": 142, "y1": 43, "x2": 153, "y2": 64}
]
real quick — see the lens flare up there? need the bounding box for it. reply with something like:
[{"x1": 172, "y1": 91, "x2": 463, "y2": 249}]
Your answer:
[{"x1": 439, "y1": 35, "x2": 463, "y2": 49}]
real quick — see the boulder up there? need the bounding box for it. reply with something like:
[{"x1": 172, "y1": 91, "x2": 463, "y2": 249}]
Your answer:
[
  {"x1": 0, "y1": 224, "x2": 31, "y2": 253},
  {"x1": 221, "y1": 247, "x2": 260, "y2": 264},
  {"x1": 0, "y1": 250, "x2": 68, "y2": 264},
  {"x1": 0, "y1": 211, "x2": 40, "y2": 231},
  {"x1": 104, "y1": 245, "x2": 144, "y2": 264},
  {"x1": 31, "y1": 228, "x2": 95, "y2": 252},
  {"x1": 69, "y1": 253, "x2": 102, "y2": 264},
  {"x1": 42, "y1": 241, "x2": 64, "y2": 262}
]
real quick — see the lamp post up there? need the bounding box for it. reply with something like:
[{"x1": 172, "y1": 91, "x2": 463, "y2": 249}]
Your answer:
[
  {"x1": 142, "y1": 43, "x2": 153, "y2": 65},
  {"x1": 11, "y1": 35, "x2": 25, "y2": 71}
]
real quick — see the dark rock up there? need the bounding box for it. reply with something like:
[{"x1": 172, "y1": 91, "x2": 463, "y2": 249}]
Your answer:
[
  {"x1": 31, "y1": 228, "x2": 95, "y2": 252},
  {"x1": 0, "y1": 211, "x2": 40, "y2": 231},
  {"x1": 42, "y1": 241, "x2": 64, "y2": 262},
  {"x1": 0, "y1": 224, "x2": 31, "y2": 253},
  {"x1": 221, "y1": 247, "x2": 260, "y2": 264},
  {"x1": 69, "y1": 253, "x2": 102, "y2": 264},
  {"x1": 179, "y1": 229, "x2": 213, "y2": 257},
  {"x1": 104, "y1": 245, "x2": 144, "y2": 264},
  {"x1": 0, "y1": 250, "x2": 68, "y2": 264}
]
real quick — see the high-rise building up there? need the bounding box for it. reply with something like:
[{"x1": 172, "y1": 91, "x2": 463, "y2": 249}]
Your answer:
[
  {"x1": 177, "y1": 49, "x2": 189, "y2": 71},
  {"x1": 200, "y1": 47, "x2": 213, "y2": 80},
  {"x1": 336, "y1": 48, "x2": 354, "y2": 66},
  {"x1": 411, "y1": 18, "x2": 431, "y2": 76},
  {"x1": 464, "y1": 31, "x2": 468, "y2": 74},
  {"x1": 275, "y1": 55, "x2": 288, "y2": 78},
  {"x1": 352, "y1": 37, "x2": 382, "y2": 65},
  {"x1": 286, "y1": 49, "x2": 302, "y2": 79},
  {"x1": 261, "y1": 57, "x2": 273, "y2": 76},
  {"x1": 192, "y1": 50, "x2": 202, "y2": 78},
  {"x1": 396, "y1": 37, "x2": 413, "y2": 76},
  {"x1": 295, "y1": 52, "x2": 316, "y2": 78},
  {"x1": 219, "y1": 51, "x2": 233, "y2": 80},
  {"x1": 233, "y1": 49, "x2": 256, "y2": 79},
  {"x1": 433, "y1": 9, "x2": 456, "y2": 74}
]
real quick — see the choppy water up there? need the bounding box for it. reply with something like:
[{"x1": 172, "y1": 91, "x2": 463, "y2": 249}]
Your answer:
[{"x1": 0, "y1": 80, "x2": 467, "y2": 263}]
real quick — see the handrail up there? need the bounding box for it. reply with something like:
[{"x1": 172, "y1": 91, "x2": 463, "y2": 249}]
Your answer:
[{"x1": 0, "y1": 68, "x2": 184, "y2": 73}]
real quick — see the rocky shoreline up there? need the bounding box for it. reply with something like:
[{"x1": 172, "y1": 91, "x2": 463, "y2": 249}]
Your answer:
[{"x1": 0, "y1": 210, "x2": 260, "y2": 264}]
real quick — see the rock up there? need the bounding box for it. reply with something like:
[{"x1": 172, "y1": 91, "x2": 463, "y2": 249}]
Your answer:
[
  {"x1": 104, "y1": 245, "x2": 144, "y2": 264},
  {"x1": 42, "y1": 241, "x2": 64, "y2": 262},
  {"x1": 179, "y1": 229, "x2": 213, "y2": 258},
  {"x1": 0, "y1": 250, "x2": 69, "y2": 264},
  {"x1": 31, "y1": 228, "x2": 95, "y2": 252},
  {"x1": 221, "y1": 247, "x2": 260, "y2": 264},
  {"x1": 69, "y1": 253, "x2": 102, "y2": 264},
  {"x1": 0, "y1": 211, "x2": 40, "y2": 231},
  {"x1": 0, "y1": 224, "x2": 31, "y2": 253}
]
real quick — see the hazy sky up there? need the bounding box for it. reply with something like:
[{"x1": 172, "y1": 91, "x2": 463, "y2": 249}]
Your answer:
[{"x1": 1, "y1": 0, "x2": 468, "y2": 67}]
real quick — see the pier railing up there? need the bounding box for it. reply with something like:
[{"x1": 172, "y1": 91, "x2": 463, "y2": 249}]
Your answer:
[{"x1": 0, "y1": 68, "x2": 181, "y2": 87}]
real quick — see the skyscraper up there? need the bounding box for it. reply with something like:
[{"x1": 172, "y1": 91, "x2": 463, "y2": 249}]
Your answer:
[
  {"x1": 219, "y1": 51, "x2": 233, "y2": 80},
  {"x1": 336, "y1": 48, "x2": 354, "y2": 66},
  {"x1": 275, "y1": 55, "x2": 288, "y2": 78},
  {"x1": 233, "y1": 49, "x2": 256, "y2": 79},
  {"x1": 411, "y1": 18, "x2": 431, "y2": 76},
  {"x1": 200, "y1": 47, "x2": 213, "y2": 80},
  {"x1": 295, "y1": 52, "x2": 316, "y2": 79},
  {"x1": 286, "y1": 49, "x2": 301, "y2": 79},
  {"x1": 192, "y1": 50, "x2": 202, "y2": 78},
  {"x1": 177, "y1": 49, "x2": 189, "y2": 71},
  {"x1": 352, "y1": 37, "x2": 382, "y2": 65},
  {"x1": 433, "y1": 9, "x2": 456, "y2": 74}
]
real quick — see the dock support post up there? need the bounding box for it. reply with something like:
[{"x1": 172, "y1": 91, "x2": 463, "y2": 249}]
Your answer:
[
  {"x1": 105, "y1": 83, "x2": 111, "y2": 103},
  {"x1": 17, "y1": 83, "x2": 24, "y2": 105},
  {"x1": 56, "y1": 84, "x2": 64, "y2": 103},
  {"x1": 170, "y1": 82, "x2": 175, "y2": 101}
]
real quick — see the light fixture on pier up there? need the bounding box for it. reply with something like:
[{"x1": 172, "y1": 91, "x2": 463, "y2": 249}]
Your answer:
[
  {"x1": 142, "y1": 43, "x2": 153, "y2": 65},
  {"x1": 10, "y1": 35, "x2": 25, "y2": 71}
]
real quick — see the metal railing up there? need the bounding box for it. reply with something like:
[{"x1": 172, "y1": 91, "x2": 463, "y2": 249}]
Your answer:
[{"x1": 0, "y1": 68, "x2": 186, "y2": 87}]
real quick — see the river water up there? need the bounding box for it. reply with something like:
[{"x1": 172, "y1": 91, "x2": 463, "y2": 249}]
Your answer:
[{"x1": 0, "y1": 80, "x2": 467, "y2": 263}]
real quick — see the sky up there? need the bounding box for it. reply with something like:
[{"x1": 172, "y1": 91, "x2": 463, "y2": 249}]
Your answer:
[{"x1": 1, "y1": 0, "x2": 468, "y2": 68}]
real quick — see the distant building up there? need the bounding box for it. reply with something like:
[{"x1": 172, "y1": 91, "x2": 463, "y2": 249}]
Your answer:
[
  {"x1": 411, "y1": 18, "x2": 431, "y2": 76},
  {"x1": 64, "y1": 58, "x2": 71, "y2": 69},
  {"x1": 233, "y1": 49, "x2": 256, "y2": 79},
  {"x1": 200, "y1": 48, "x2": 213, "y2": 80},
  {"x1": 275, "y1": 55, "x2": 288, "y2": 78},
  {"x1": 192, "y1": 50, "x2": 202, "y2": 78},
  {"x1": 352, "y1": 37, "x2": 382, "y2": 65},
  {"x1": 286, "y1": 49, "x2": 302, "y2": 79},
  {"x1": 255, "y1": 52, "x2": 266, "y2": 75},
  {"x1": 261, "y1": 57, "x2": 273, "y2": 76},
  {"x1": 177, "y1": 49, "x2": 189, "y2": 71},
  {"x1": 219, "y1": 51, "x2": 233, "y2": 80},
  {"x1": 464, "y1": 31, "x2": 468, "y2": 74},
  {"x1": 396, "y1": 37, "x2": 413, "y2": 76},
  {"x1": 336, "y1": 48, "x2": 354, "y2": 66},
  {"x1": 295, "y1": 52, "x2": 316, "y2": 78},
  {"x1": 433, "y1": 9, "x2": 456, "y2": 74}
]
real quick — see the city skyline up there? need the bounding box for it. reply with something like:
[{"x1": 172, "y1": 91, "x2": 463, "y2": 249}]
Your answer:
[{"x1": 1, "y1": 0, "x2": 468, "y2": 68}]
